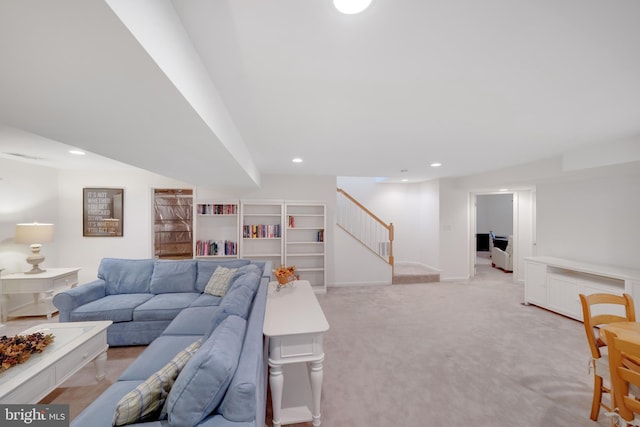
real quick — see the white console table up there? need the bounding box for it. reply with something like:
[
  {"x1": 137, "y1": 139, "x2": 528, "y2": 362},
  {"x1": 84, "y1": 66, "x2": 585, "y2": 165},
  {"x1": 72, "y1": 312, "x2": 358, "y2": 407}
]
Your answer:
[
  {"x1": 263, "y1": 280, "x2": 330, "y2": 427},
  {"x1": 0, "y1": 268, "x2": 80, "y2": 322},
  {"x1": 524, "y1": 256, "x2": 640, "y2": 321}
]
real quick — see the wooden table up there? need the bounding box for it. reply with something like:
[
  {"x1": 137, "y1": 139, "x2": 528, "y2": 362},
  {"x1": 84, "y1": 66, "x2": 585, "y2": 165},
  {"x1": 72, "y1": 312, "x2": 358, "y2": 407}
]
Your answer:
[
  {"x1": 600, "y1": 322, "x2": 640, "y2": 344},
  {"x1": 0, "y1": 268, "x2": 80, "y2": 321},
  {"x1": 263, "y1": 280, "x2": 330, "y2": 427},
  {"x1": 0, "y1": 321, "x2": 112, "y2": 403}
]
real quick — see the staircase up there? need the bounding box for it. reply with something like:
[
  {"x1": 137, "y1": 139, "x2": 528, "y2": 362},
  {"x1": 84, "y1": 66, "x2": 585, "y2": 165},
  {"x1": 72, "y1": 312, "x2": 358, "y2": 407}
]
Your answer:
[{"x1": 337, "y1": 188, "x2": 441, "y2": 284}]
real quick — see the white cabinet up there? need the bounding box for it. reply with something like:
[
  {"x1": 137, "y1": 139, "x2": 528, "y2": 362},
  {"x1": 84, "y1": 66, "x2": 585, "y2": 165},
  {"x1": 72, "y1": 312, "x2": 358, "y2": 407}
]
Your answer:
[
  {"x1": 524, "y1": 257, "x2": 640, "y2": 321},
  {"x1": 194, "y1": 202, "x2": 240, "y2": 258},
  {"x1": 285, "y1": 203, "x2": 326, "y2": 294},
  {"x1": 524, "y1": 260, "x2": 547, "y2": 306},
  {"x1": 240, "y1": 201, "x2": 284, "y2": 269}
]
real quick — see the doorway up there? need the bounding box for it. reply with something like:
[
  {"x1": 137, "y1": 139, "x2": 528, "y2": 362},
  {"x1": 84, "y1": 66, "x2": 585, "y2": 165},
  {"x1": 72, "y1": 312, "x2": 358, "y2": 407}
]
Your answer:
[
  {"x1": 469, "y1": 189, "x2": 535, "y2": 281},
  {"x1": 153, "y1": 188, "x2": 194, "y2": 259},
  {"x1": 476, "y1": 193, "x2": 513, "y2": 272}
]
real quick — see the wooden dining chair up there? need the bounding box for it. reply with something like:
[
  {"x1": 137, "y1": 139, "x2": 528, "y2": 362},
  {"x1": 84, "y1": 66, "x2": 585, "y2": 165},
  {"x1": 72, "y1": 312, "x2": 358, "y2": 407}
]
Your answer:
[
  {"x1": 602, "y1": 328, "x2": 640, "y2": 426},
  {"x1": 579, "y1": 293, "x2": 636, "y2": 421}
]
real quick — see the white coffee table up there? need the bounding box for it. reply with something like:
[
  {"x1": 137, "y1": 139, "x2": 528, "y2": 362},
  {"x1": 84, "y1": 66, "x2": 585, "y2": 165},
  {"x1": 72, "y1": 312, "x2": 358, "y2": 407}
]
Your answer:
[{"x1": 0, "y1": 320, "x2": 112, "y2": 403}]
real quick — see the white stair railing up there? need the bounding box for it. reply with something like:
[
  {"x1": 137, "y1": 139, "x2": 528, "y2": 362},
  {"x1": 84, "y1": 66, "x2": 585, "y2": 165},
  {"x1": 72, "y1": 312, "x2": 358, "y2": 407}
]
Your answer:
[{"x1": 337, "y1": 188, "x2": 394, "y2": 271}]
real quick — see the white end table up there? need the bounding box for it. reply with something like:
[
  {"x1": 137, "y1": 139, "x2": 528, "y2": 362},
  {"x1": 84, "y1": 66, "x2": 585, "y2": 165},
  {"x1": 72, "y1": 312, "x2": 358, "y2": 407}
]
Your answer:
[
  {"x1": 263, "y1": 280, "x2": 330, "y2": 427},
  {"x1": 0, "y1": 267, "x2": 80, "y2": 322}
]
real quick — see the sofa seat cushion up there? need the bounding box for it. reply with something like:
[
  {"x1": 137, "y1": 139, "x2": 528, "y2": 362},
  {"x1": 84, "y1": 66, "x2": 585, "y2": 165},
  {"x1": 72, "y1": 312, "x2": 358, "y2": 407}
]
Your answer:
[
  {"x1": 99, "y1": 258, "x2": 155, "y2": 295},
  {"x1": 150, "y1": 259, "x2": 197, "y2": 294},
  {"x1": 189, "y1": 293, "x2": 222, "y2": 307},
  {"x1": 119, "y1": 335, "x2": 204, "y2": 381},
  {"x1": 133, "y1": 293, "x2": 200, "y2": 322},
  {"x1": 162, "y1": 306, "x2": 222, "y2": 337},
  {"x1": 71, "y1": 380, "x2": 144, "y2": 427},
  {"x1": 166, "y1": 315, "x2": 247, "y2": 427},
  {"x1": 70, "y1": 294, "x2": 153, "y2": 323}
]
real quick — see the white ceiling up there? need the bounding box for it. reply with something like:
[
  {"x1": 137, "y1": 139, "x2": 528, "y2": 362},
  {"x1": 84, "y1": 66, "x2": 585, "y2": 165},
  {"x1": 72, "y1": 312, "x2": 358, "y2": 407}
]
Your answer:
[{"x1": 1, "y1": 0, "x2": 639, "y2": 185}]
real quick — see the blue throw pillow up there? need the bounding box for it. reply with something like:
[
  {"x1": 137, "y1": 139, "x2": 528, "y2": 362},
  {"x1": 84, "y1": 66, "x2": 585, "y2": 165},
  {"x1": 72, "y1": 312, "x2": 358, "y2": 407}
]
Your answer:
[{"x1": 165, "y1": 315, "x2": 247, "y2": 427}]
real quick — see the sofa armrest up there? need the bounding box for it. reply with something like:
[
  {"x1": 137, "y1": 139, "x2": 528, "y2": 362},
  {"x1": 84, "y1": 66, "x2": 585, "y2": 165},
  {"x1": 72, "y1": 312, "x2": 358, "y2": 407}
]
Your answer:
[{"x1": 53, "y1": 279, "x2": 107, "y2": 322}]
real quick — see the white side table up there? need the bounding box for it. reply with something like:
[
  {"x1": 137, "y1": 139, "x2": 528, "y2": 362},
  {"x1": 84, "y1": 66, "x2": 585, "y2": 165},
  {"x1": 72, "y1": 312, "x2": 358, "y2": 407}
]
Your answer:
[
  {"x1": 0, "y1": 268, "x2": 80, "y2": 322},
  {"x1": 263, "y1": 280, "x2": 330, "y2": 427}
]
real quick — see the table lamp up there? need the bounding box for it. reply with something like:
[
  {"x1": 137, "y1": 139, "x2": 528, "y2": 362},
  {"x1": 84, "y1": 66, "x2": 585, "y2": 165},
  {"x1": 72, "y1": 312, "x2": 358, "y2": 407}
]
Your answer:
[{"x1": 15, "y1": 222, "x2": 54, "y2": 274}]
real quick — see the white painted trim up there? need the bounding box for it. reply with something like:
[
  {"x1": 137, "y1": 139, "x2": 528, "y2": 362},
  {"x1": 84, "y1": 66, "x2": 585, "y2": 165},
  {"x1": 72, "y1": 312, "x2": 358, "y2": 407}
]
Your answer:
[{"x1": 329, "y1": 281, "x2": 390, "y2": 288}]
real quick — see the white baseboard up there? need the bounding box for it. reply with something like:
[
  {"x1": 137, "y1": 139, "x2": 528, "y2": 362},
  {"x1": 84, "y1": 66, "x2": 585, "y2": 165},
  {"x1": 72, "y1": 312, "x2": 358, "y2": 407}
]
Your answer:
[
  {"x1": 329, "y1": 281, "x2": 390, "y2": 288},
  {"x1": 394, "y1": 261, "x2": 442, "y2": 272}
]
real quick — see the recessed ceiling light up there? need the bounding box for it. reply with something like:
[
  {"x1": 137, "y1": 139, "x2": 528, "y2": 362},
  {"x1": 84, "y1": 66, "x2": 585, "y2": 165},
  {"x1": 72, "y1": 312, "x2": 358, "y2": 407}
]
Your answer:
[
  {"x1": 430, "y1": 162, "x2": 442, "y2": 168},
  {"x1": 292, "y1": 158, "x2": 303, "y2": 163},
  {"x1": 499, "y1": 188, "x2": 509, "y2": 192},
  {"x1": 401, "y1": 178, "x2": 409, "y2": 182},
  {"x1": 333, "y1": 0, "x2": 373, "y2": 14},
  {"x1": 69, "y1": 150, "x2": 86, "y2": 155}
]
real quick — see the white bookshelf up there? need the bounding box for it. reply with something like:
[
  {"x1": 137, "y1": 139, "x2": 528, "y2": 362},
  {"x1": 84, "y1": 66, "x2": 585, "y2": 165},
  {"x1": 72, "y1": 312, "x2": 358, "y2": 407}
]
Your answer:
[
  {"x1": 240, "y1": 200, "x2": 284, "y2": 271},
  {"x1": 194, "y1": 202, "x2": 240, "y2": 258},
  {"x1": 285, "y1": 202, "x2": 326, "y2": 293}
]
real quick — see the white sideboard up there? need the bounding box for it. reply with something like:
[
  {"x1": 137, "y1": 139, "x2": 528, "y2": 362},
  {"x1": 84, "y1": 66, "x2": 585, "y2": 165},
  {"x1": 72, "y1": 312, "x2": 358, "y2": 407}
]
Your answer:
[{"x1": 524, "y1": 256, "x2": 640, "y2": 321}]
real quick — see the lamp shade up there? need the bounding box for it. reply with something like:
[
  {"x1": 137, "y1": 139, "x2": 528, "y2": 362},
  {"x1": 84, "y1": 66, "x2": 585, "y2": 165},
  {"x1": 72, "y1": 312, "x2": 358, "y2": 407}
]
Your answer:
[{"x1": 15, "y1": 223, "x2": 54, "y2": 244}]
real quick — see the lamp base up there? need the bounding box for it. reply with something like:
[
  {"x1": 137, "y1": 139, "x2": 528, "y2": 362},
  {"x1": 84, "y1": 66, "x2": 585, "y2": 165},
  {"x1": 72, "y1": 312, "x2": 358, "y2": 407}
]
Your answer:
[
  {"x1": 25, "y1": 245, "x2": 46, "y2": 274},
  {"x1": 25, "y1": 265, "x2": 46, "y2": 275}
]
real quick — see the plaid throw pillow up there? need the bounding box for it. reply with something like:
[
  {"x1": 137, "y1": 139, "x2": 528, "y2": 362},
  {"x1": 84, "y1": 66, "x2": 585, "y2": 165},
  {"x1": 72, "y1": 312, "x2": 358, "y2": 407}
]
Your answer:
[
  {"x1": 204, "y1": 266, "x2": 237, "y2": 297},
  {"x1": 112, "y1": 339, "x2": 202, "y2": 426}
]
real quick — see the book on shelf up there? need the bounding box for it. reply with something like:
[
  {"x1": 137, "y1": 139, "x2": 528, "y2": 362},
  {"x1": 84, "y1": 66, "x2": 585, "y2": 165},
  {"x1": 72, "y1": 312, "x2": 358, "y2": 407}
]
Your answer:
[
  {"x1": 317, "y1": 229, "x2": 324, "y2": 242},
  {"x1": 196, "y1": 239, "x2": 237, "y2": 256},
  {"x1": 288, "y1": 215, "x2": 295, "y2": 228},
  {"x1": 242, "y1": 224, "x2": 281, "y2": 238},
  {"x1": 197, "y1": 204, "x2": 237, "y2": 215}
]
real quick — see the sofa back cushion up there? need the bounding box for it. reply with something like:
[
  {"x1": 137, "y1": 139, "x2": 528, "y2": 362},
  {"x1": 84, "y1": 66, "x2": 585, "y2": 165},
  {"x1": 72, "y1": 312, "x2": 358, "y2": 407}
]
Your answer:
[
  {"x1": 98, "y1": 258, "x2": 155, "y2": 295},
  {"x1": 195, "y1": 259, "x2": 251, "y2": 293},
  {"x1": 150, "y1": 260, "x2": 197, "y2": 294},
  {"x1": 204, "y1": 271, "x2": 261, "y2": 337},
  {"x1": 165, "y1": 315, "x2": 247, "y2": 427}
]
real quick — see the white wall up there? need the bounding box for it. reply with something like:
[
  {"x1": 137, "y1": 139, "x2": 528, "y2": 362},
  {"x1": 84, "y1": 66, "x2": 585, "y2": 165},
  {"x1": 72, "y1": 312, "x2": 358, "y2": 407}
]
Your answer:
[
  {"x1": 535, "y1": 162, "x2": 640, "y2": 268},
  {"x1": 0, "y1": 158, "x2": 60, "y2": 273},
  {"x1": 476, "y1": 194, "x2": 513, "y2": 236},
  {"x1": 57, "y1": 168, "x2": 191, "y2": 283}
]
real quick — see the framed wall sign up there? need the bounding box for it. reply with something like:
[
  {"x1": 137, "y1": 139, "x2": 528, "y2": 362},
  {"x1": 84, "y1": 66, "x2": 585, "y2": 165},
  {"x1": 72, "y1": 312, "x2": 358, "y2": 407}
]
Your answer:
[{"x1": 83, "y1": 188, "x2": 124, "y2": 237}]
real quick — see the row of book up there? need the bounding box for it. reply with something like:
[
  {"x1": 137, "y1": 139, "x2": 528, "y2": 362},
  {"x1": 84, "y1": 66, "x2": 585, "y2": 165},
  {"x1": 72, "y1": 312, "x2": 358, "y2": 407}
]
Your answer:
[
  {"x1": 197, "y1": 204, "x2": 237, "y2": 215},
  {"x1": 196, "y1": 240, "x2": 237, "y2": 256},
  {"x1": 243, "y1": 224, "x2": 281, "y2": 238},
  {"x1": 317, "y1": 229, "x2": 324, "y2": 242}
]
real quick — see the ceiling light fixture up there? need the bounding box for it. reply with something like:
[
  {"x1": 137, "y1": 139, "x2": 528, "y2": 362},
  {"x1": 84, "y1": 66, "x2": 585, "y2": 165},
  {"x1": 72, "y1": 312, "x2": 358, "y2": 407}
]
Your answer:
[
  {"x1": 292, "y1": 158, "x2": 303, "y2": 163},
  {"x1": 401, "y1": 179, "x2": 409, "y2": 182},
  {"x1": 69, "y1": 150, "x2": 86, "y2": 155},
  {"x1": 499, "y1": 188, "x2": 509, "y2": 192},
  {"x1": 333, "y1": 0, "x2": 373, "y2": 14},
  {"x1": 430, "y1": 162, "x2": 442, "y2": 168}
]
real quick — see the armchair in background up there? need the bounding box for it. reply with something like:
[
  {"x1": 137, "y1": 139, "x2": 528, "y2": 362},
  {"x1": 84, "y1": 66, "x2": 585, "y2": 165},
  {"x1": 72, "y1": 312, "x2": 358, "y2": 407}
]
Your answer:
[{"x1": 492, "y1": 235, "x2": 513, "y2": 272}]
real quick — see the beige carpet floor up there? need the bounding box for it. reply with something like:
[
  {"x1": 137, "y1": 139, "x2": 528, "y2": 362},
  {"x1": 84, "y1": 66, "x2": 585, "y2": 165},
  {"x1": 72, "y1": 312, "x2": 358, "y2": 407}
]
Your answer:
[{"x1": 2, "y1": 264, "x2": 611, "y2": 426}]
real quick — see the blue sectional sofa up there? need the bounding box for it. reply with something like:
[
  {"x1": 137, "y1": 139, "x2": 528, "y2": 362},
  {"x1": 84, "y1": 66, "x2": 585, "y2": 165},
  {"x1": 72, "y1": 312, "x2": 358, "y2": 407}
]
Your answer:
[{"x1": 52, "y1": 258, "x2": 271, "y2": 427}]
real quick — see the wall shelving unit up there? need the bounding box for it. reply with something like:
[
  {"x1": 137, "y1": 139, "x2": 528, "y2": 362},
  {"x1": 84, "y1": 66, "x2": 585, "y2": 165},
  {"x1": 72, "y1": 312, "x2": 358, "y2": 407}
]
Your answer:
[
  {"x1": 285, "y1": 202, "x2": 326, "y2": 293},
  {"x1": 240, "y1": 200, "x2": 284, "y2": 270},
  {"x1": 194, "y1": 202, "x2": 239, "y2": 259}
]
